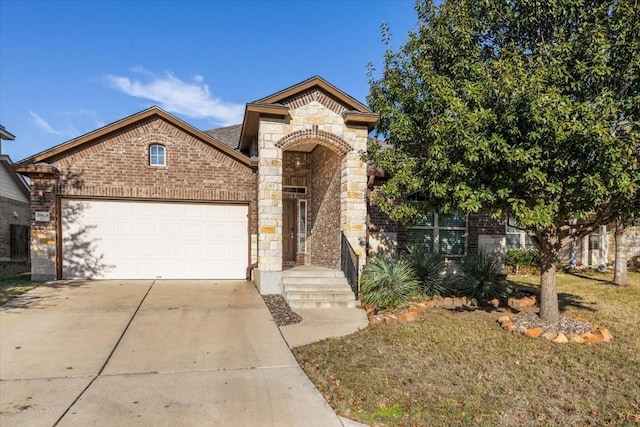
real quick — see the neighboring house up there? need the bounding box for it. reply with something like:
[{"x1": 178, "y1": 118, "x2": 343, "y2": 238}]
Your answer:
[
  {"x1": 507, "y1": 223, "x2": 640, "y2": 267},
  {"x1": 0, "y1": 126, "x2": 30, "y2": 265},
  {"x1": 16, "y1": 77, "x2": 376, "y2": 296}
]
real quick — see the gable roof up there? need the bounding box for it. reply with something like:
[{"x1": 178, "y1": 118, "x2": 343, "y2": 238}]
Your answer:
[
  {"x1": 17, "y1": 106, "x2": 251, "y2": 168},
  {"x1": 254, "y1": 75, "x2": 372, "y2": 112},
  {"x1": 0, "y1": 125, "x2": 16, "y2": 140},
  {"x1": 239, "y1": 76, "x2": 377, "y2": 151}
]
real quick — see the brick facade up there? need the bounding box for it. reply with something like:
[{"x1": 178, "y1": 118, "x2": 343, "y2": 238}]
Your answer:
[
  {"x1": 367, "y1": 178, "x2": 506, "y2": 258},
  {"x1": 19, "y1": 77, "x2": 376, "y2": 290},
  {"x1": 25, "y1": 115, "x2": 257, "y2": 281},
  {"x1": 308, "y1": 145, "x2": 342, "y2": 268},
  {"x1": 254, "y1": 90, "x2": 370, "y2": 293}
]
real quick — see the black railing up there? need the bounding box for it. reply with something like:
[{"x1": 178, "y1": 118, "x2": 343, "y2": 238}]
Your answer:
[{"x1": 340, "y1": 232, "x2": 359, "y2": 298}]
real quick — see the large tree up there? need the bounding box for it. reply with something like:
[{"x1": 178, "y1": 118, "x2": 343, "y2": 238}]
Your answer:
[{"x1": 367, "y1": 0, "x2": 640, "y2": 321}]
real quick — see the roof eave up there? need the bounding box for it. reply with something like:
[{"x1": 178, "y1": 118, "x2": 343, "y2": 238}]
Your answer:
[
  {"x1": 239, "y1": 103, "x2": 290, "y2": 152},
  {"x1": 342, "y1": 111, "x2": 379, "y2": 131},
  {"x1": 255, "y1": 76, "x2": 373, "y2": 114},
  {"x1": 18, "y1": 107, "x2": 252, "y2": 167}
]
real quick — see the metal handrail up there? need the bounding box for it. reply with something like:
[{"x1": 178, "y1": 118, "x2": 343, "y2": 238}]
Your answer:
[{"x1": 340, "y1": 232, "x2": 359, "y2": 298}]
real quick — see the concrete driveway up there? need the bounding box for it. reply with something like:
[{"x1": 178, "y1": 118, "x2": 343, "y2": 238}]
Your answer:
[{"x1": 0, "y1": 280, "x2": 343, "y2": 426}]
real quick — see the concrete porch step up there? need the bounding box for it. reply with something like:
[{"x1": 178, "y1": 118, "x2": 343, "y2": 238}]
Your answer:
[
  {"x1": 281, "y1": 267, "x2": 345, "y2": 278},
  {"x1": 284, "y1": 290, "x2": 356, "y2": 301},
  {"x1": 280, "y1": 266, "x2": 358, "y2": 309},
  {"x1": 288, "y1": 300, "x2": 358, "y2": 309},
  {"x1": 282, "y1": 276, "x2": 349, "y2": 286}
]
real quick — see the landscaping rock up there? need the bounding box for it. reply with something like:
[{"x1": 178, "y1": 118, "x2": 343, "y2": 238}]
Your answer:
[
  {"x1": 524, "y1": 327, "x2": 544, "y2": 338},
  {"x1": 396, "y1": 311, "x2": 420, "y2": 323},
  {"x1": 385, "y1": 314, "x2": 398, "y2": 325},
  {"x1": 566, "y1": 333, "x2": 585, "y2": 343},
  {"x1": 581, "y1": 330, "x2": 604, "y2": 343},
  {"x1": 598, "y1": 326, "x2": 613, "y2": 343},
  {"x1": 497, "y1": 315, "x2": 513, "y2": 324},
  {"x1": 542, "y1": 331, "x2": 558, "y2": 341},
  {"x1": 503, "y1": 323, "x2": 517, "y2": 332},
  {"x1": 552, "y1": 333, "x2": 569, "y2": 344}
]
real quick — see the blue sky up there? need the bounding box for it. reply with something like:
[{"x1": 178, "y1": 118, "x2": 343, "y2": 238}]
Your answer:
[{"x1": 0, "y1": 0, "x2": 416, "y2": 162}]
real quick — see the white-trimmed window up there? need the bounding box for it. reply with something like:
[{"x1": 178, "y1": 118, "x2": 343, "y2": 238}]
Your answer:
[
  {"x1": 407, "y1": 212, "x2": 467, "y2": 256},
  {"x1": 506, "y1": 225, "x2": 535, "y2": 250},
  {"x1": 149, "y1": 144, "x2": 166, "y2": 166}
]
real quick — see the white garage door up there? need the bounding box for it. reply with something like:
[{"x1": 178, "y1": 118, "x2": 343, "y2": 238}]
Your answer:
[{"x1": 61, "y1": 199, "x2": 248, "y2": 280}]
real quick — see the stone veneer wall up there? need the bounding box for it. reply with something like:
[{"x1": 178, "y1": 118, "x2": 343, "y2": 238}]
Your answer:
[
  {"x1": 256, "y1": 92, "x2": 369, "y2": 293},
  {"x1": 309, "y1": 145, "x2": 342, "y2": 268},
  {"x1": 27, "y1": 116, "x2": 257, "y2": 281}
]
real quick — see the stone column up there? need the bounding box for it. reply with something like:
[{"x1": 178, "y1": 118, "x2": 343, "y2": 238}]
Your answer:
[
  {"x1": 255, "y1": 118, "x2": 284, "y2": 293},
  {"x1": 340, "y1": 128, "x2": 368, "y2": 270},
  {"x1": 30, "y1": 174, "x2": 58, "y2": 281}
]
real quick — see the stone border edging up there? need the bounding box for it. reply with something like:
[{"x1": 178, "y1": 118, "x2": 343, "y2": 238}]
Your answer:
[
  {"x1": 364, "y1": 295, "x2": 612, "y2": 345},
  {"x1": 497, "y1": 314, "x2": 613, "y2": 344}
]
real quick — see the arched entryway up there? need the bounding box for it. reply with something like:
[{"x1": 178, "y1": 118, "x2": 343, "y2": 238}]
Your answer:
[{"x1": 280, "y1": 138, "x2": 346, "y2": 269}]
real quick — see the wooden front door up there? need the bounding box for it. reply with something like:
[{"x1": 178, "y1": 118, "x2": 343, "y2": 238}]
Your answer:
[{"x1": 283, "y1": 199, "x2": 295, "y2": 262}]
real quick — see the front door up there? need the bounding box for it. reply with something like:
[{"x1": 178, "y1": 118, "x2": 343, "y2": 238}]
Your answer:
[{"x1": 283, "y1": 199, "x2": 295, "y2": 262}]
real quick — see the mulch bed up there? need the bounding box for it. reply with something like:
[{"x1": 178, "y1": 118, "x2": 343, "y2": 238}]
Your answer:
[{"x1": 262, "y1": 294, "x2": 303, "y2": 326}]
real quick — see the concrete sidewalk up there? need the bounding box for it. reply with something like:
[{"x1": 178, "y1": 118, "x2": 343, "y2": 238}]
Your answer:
[
  {"x1": 279, "y1": 307, "x2": 369, "y2": 348},
  {"x1": 1, "y1": 280, "x2": 344, "y2": 426}
]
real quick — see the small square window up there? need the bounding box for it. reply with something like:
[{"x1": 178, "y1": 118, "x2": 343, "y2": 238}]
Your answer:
[{"x1": 150, "y1": 145, "x2": 165, "y2": 166}]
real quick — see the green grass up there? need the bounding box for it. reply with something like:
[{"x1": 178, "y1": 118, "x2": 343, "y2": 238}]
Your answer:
[
  {"x1": 294, "y1": 271, "x2": 640, "y2": 426},
  {"x1": 0, "y1": 272, "x2": 39, "y2": 306}
]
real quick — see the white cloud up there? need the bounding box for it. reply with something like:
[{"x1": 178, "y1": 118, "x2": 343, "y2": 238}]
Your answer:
[
  {"x1": 30, "y1": 111, "x2": 63, "y2": 135},
  {"x1": 104, "y1": 70, "x2": 244, "y2": 126},
  {"x1": 57, "y1": 109, "x2": 105, "y2": 129}
]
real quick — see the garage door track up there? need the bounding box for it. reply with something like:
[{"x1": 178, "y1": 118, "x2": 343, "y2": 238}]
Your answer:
[{"x1": 0, "y1": 280, "x2": 342, "y2": 426}]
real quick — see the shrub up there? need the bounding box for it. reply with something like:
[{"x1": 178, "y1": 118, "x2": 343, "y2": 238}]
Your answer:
[
  {"x1": 504, "y1": 248, "x2": 540, "y2": 273},
  {"x1": 360, "y1": 255, "x2": 420, "y2": 309},
  {"x1": 403, "y1": 244, "x2": 446, "y2": 297},
  {"x1": 453, "y1": 250, "x2": 511, "y2": 300}
]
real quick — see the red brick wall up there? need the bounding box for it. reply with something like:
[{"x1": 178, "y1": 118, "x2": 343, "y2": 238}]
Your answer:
[
  {"x1": 308, "y1": 145, "x2": 342, "y2": 268},
  {"x1": 367, "y1": 180, "x2": 505, "y2": 256},
  {"x1": 27, "y1": 116, "x2": 257, "y2": 279},
  {"x1": 45, "y1": 116, "x2": 256, "y2": 223}
]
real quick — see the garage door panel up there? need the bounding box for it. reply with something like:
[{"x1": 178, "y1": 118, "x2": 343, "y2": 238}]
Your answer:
[{"x1": 62, "y1": 200, "x2": 248, "y2": 280}]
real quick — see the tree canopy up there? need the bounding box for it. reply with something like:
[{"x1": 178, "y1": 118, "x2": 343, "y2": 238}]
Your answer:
[{"x1": 366, "y1": 0, "x2": 640, "y2": 320}]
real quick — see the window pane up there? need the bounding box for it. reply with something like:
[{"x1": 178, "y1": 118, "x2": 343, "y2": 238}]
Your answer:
[
  {"x1": 439, "y1": 230, "x2": 465, "y2": 255},
  {"x1": 407, "y1": 229, "x2": 433, "y2": 252},
  {"x1": 416, "y1": 213, "x2": 435, "y2": 227},
  {"x1": 440, "y1": 212, "x2": 466, "y2": 227},
  {"x1": 506, "y1": 233, "x2": 521, "y2": 249},
  {"x1": 299, "y1": 200, "x2": 306, "y2": 253},
  {"x1": 524, "y1": 235, "x2": 536, "y2": 250},
  {"x1": 589, "y1": 232, "x2": 600, "y2": 250},
  {"x1": 150, "y1": 145, "x2": 165, "y2": 166}
]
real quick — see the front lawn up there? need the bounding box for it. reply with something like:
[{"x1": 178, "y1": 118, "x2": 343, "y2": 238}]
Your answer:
[
  {"x1": 0, "y1": 272, "x2": 39, "y2": 306},
  {"x1": 294, "y1": 271, "x2": 640, "y2": 426}
]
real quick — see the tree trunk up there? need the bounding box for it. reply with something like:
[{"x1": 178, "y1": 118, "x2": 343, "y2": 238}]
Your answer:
[
  {"x1": 538, "y1": 229, "x2": 560, "y2": 322},
  {"x1": 613, "y1": 223, "x2": 628, "y2": 286}
]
